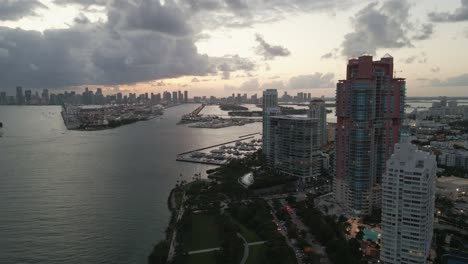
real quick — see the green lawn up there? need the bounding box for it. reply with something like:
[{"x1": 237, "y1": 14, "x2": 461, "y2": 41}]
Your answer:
[
  {"x1": 231, "y1": 218, "x2": 262, "y2": 243},
  {"x1": 182, "y1": 213, "x2": 220, "y2": 251},
  {"x1": 186, "y1": 252, "x2": 217, "y2": 264},
  {"x1": 246, "y1": 244, "x2": 267, "y2": 264}
]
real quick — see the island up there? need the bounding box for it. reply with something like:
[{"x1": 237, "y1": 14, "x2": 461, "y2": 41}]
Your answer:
[
  {"x1": 219, "y1": 104, "x2": 249, "y2": 111},
  {"x1": 61, "y1": 104, "x2": 164, "y2": 130}
]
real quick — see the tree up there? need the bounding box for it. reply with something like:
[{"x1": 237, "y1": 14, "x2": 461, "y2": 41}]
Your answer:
[
  {"x1": 147, "y1": 240, "x2": 170, "y2": 264},
  {"x1": 356, "y1": 230, "x2": 364, "y2": 240}
]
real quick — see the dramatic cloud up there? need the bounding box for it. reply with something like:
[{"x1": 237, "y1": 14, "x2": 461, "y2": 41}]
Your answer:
[
  {"x1": 429, "y1": 0, "x2": 468, "y2": 22},
  {"x1": 211, "y1": 55, "x2": 256, "y2": 80},
  {"x1": 0, "y1": 0, "x2": 46, "y2": 21},
  {"x1": 191, "y1": 77, "x2": 200, "y2": 82},
  {"x1": 430, "y1": 73, "x2": 468, "y2": 87},
  {"x1": 341, "y1": 0, "x2": 412, "y2": 57},
  {"x1": 0, "y1": 0, "x2": 264, "y2": 93},
  {"x1": 413, "y1": 23, "x2": 434, "y2": 40},
  {"x1": 107, "y1": 0, "x2": 193, "y2": 37},
  {"x1": 254, "y1": 34, "x2": 290, "y2": 60},
  {"x1": 288, "y1": 73, "x2": 335, "y2": 89},
  {"x1": 431, "y1": 67, "x2": 440, "y2": 73}
]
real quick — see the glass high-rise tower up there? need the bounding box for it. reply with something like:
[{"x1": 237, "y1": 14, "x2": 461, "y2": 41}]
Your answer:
[{"x1": 334, "y1": 54, "x2": 406, "y2": 215}]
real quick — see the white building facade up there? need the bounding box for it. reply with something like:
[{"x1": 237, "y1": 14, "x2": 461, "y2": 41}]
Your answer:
[{"x1": 381, "y1": 139, "x2": 437, "y2": 264}]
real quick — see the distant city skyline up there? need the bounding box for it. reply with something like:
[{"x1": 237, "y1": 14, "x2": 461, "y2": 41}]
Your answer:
[{"x1": 1, "y1": 0, "x2": 468, "y2": 97}]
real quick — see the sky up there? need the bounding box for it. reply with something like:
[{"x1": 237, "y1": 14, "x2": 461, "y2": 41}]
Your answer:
[{"x1": 0, "y1": 0, "x2": 468, "y2": 97}]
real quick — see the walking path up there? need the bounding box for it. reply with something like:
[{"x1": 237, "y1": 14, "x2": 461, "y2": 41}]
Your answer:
[
  {"x1": 187, "y1": 247, "x2": 221, "y2": 255},
  {"x1": 166, "y1": 192, "x2": 186, "y2": 262},
  {"x1": 238, "y1": 233, "x2": 249, "y2": 264}
]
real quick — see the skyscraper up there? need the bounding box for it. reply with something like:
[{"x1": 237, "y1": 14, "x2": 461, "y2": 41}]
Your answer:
[
  {"x1": 172, "y1": 91, "x2": 178, "y2": 102},
  {"x1": 16, "y1": 86, "x2": 24, "y2": 105},
  {"x1": 268, "y1": 116, "x2": 321, "y2": 183},
  {"x1": 184, "y1": 90, "x2": 188, "y2": 103},
  {"x1": 308, "y1": 98, "x2": 327, "y2": 147},
  {"x1": 24, "y1": 90, "x2": 32, "y2": 104},
  {"x1": 334, "y1": 54, "x2": 406, "y2": 215},
  {"x1": 178, "y1": 91, "x2": 183, "y2": 102},
  {"x1": 262, "y1": 89, "x2": 280, "y2": 159},
  {"x1": 380, "y1": 138, "x2": 436, "y2": 264}
]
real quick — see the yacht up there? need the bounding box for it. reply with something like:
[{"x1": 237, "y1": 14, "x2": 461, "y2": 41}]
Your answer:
[{"x1": 0, "y1": 122, "x2": 3, "y2": 137}]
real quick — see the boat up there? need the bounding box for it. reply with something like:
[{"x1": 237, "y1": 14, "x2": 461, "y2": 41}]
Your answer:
[{"x1": 0, "y1": 122, "x2": 3, "y2": 137}]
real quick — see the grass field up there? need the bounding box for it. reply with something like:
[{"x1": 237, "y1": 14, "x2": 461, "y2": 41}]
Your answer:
[
  {"x1": 186, "y1": 252, "x2": 217, "y2": 264},
  {"x1": 246, "y1": 244, "x2": 268, "y2": 264},
  {"x1": 182, "y1": 213, "x2": 220, "y2": 251},
  {"x1": 231, "y1": 218, "x2": 262, "y2": 243}
]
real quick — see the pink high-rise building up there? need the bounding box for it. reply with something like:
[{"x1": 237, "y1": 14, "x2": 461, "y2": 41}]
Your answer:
[{"x1": 334, "y1": 54, "x2": 406, "y2": 215}]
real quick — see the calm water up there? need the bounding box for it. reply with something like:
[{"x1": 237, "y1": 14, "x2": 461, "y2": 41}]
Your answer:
[{"x1": 0, "y1": 104, "x2": 261, "y2": 264}]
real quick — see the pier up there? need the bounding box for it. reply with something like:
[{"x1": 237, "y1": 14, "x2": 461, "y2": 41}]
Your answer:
[
  {"x1": 176, "y1": 134, "x2": 262, "y2": 165},
  {"x1": 192, "y1": 104, "x2": 206, "y2": 115}
]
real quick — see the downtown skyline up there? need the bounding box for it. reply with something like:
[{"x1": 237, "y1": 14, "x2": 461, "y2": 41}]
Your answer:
[{"x1": 0, "y1": 0, "x2": 468, "y2": 97}]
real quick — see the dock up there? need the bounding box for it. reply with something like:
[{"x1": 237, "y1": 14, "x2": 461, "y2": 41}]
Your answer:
[{"x1": 176, "y1": 134, "x2": 262, "y2": 165}]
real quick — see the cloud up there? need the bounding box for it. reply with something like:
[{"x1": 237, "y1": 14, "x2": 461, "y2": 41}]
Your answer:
[
  {"x1": 107, "y1": 0, "x2": 193, "y2": 37},
  {"x1": 74, "y1": 13, "x2": 91, "y2": 24},
  {"x1": 0, "y1": 0, "x2": 266, "y2": 93},
  {"x1": 0, "y1": 2, "x2": 215, "y2": 93},
  {"x1": 0, "y1": 0, "x2": 46, "y2": 21},
  {"x1": 261, "y1": 80, "x2": 284, "y2": 90},
  {"x1": 429, "y1": 0, "x2": 468, "y2": 22},
  {"x1": 211, "y1": 55, "x2": 256, "y2": 80},
  {"x1": 239, "y1": 78, "x2": 260, "y2": 91},
  {"x1": 288, "y1": 73, "x2": 335, "y2": 89},
  {"x1": 54, "y1": 0, "x2": 107, "y2": 7},
  {"x1": 413, "y1": 23, "x2": 434, "y2": 40},
  {"x1": 320, "y1": 52, "x2": 333, "y2": 59},
  {"x1": 254, "y1": 34, "x2": 290, "y2": 60},
  {"x1": 431, "y1": 67, "x2": 440, "y2": 73},
  {"x1": 182, "y1": 0, "x2": 350, "y2": 30},
  {"x1": 341, "y1": 0, "x2": 413, "y2": 57},
  {"x1": 191, "y1": 77, "x2": 200, "y2": 82},
  {"x1": 430, "y1": 73, "x2": 468, "y2": 87},
  {"x1": 403, "y1": 52, "x2": 427, "y2": 64}
]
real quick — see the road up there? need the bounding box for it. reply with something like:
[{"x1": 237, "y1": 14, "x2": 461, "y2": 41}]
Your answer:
[{"x1": 267, "y1": 200, "x2": 304, "y2": 264}]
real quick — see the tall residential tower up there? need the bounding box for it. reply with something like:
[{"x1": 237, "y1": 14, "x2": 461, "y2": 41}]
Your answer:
[
  {"x1": 381, "y1": 139, "x2": 436, "y2": 264},
  {"x1": 308, "y1": 98, "x2": 327, "y2": 147},
  {"x1": 334, "y1": 54, "x2": 406, "y2": 215},
  {"x1": 262, "y1": 89, "x2": 280, "y2": 159}
]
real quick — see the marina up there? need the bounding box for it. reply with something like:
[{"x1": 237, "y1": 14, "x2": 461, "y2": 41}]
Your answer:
[
  {"x1": 178, "y1": 104, "x2": 261, "y2": 128},
  {"x1": 176, "y1": 133, "x2": 262, "y2": 165}
]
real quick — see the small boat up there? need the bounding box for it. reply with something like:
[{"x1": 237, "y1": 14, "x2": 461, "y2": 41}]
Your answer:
[{"x1": 0, "y1": 122, "x2": 3, "y2": 137}]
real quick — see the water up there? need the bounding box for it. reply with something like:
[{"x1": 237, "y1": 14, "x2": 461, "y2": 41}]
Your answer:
[
  {"x1": 363, "y1": 229, "x2": 380, "y2": 242},
  {"x1": 0, "y1": 104, "x2": 261, "y2": 264}
]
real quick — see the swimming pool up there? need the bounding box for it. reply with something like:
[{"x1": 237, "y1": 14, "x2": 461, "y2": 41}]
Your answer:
[{"x1": 363, "y1": 229, "x2": 379, "y2": 242}]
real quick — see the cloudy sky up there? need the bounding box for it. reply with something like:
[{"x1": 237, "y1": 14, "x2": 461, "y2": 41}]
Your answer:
[{"x1": 0, "y1": 0, "x2": 468, "y2": 97}]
